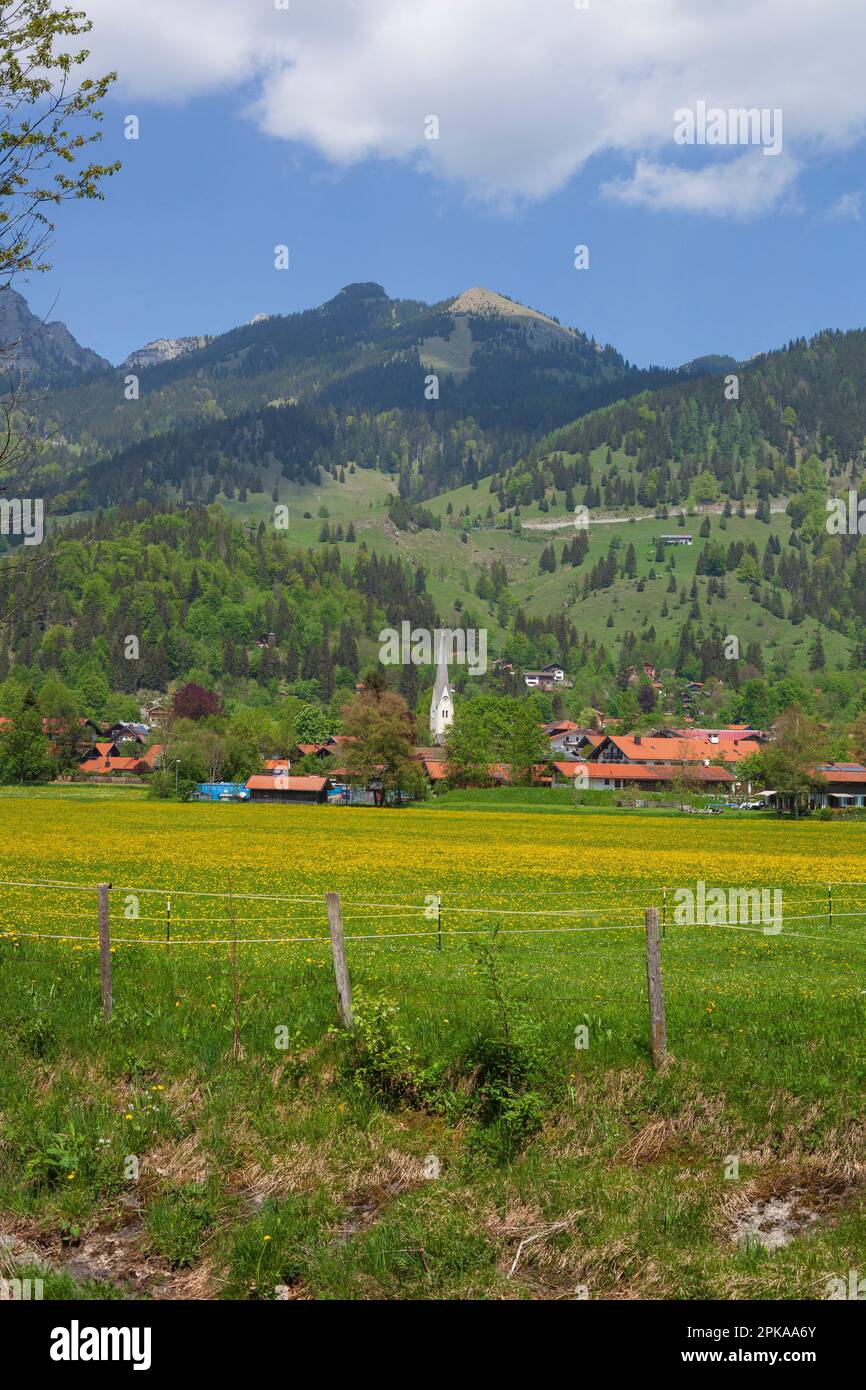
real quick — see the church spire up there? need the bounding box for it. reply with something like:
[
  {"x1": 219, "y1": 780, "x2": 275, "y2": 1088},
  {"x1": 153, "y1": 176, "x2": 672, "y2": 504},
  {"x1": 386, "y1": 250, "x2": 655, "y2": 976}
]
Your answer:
[{"x1": 430, "y1": 633, "x2": 454, "y2": 745}]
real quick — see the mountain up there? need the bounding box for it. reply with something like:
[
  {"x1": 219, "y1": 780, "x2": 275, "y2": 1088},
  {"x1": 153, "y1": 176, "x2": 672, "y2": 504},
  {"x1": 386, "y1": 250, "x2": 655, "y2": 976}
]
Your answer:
[
  {"x1": 448, "y1": 286, "x2": 575, "y2": 333},
  {"x1": 1, "y1": 280, "x2": 864, "y2": 730},
  {"x1": 116, "y1": 276, "x2": 621, "y2": 410},
  {"x1": 14, "y1": 285, "x2": 866, "y2": 547},
  {"x1": 679, "y1": 354, "x2": 739, "y2": 377},
  {"x1": 21, "y1": 280, "x2": 686, "y2": 489},
  {"x1": 0, "y1": 288, "x2": 109, "y2": 375},
  {"x1": 435, "y1": 285, "x2": 579, "y2": 360},
  {"x1": 121, "y1": 335, "x2": 210, "y2": 371}
]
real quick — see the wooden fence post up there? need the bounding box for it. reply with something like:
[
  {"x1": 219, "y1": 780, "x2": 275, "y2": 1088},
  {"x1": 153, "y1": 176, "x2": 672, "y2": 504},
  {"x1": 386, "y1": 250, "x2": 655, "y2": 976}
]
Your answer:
[
  {"x1": 326, "y1": 892, "x2": 353, "y2": 1028},
  {"x1": 98, "y1": 883, "x2": 113, "y2": 1021},
  {"x1": 644, "y1": 906, "x2": 666, "y2": 1068}
]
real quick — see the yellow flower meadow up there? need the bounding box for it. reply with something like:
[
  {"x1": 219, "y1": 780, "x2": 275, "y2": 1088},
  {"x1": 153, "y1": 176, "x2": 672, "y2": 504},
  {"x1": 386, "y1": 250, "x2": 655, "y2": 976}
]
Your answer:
[{"x1": 0, "y1": 800, "x2": 863, "y2": 1011}]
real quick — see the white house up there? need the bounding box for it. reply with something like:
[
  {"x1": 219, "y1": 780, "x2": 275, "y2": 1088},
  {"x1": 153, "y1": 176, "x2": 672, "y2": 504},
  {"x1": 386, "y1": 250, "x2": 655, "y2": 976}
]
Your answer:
[{"x1": 523, "y1": 663, "x2": 572, "y2": 691}]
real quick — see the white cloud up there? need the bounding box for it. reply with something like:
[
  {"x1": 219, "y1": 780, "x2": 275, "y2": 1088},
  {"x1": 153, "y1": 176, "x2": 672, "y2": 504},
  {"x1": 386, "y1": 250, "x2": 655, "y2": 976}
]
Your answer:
[
  {"x1": 826, "y1": 192, "x2": 863, "y2": 221},
  {"x1": 76, "y1": 0, "x2": 297, "y2": 100},
  {"x1": 78, "y1": 0, "x2": 866, "y2": 216},
  {"x1": 602, "y1": 153, "x2": 801, "y2": 219}
]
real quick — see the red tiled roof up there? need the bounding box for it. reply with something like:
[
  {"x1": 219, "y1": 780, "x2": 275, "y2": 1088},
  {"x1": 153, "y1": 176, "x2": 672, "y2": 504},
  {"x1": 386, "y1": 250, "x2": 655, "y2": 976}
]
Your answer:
[
  {"x1": 429, "y1": 762, "x2": 511, "y2": 782},
  {"x1": 811, "y1": 765, "x2": 866, "y2": 784},
  {"x1": 552, "y1": 761, "x2": 734, "y2": 783},
  {"x1": 136, "y1": 744, "x2": 164, "y2": 769},
  {"x1": 598, "y1": 736, "x2": 758, "y2": 764},
  {"x1": 80, "y1": 756, "x2": 141, "y2": 775},
  {"x1": 245, "y1": 775, "x2": 328, "y2": 791},
  {"x1": 671, "y1": 727, "x2": 763, "y2": 742}
]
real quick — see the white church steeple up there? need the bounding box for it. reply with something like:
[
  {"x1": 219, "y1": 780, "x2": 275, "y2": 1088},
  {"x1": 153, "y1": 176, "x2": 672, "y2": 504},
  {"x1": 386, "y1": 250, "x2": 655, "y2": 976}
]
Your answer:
[{"x1": 430, "y1": 639, "x2": 454, "y2": 745}]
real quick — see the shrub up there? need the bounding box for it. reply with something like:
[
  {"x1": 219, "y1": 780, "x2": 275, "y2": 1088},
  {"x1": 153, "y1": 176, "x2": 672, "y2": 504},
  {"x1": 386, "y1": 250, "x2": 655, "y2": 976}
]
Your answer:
[{"x1": 340, "y1": 990, "x2": 420, "y2": 1106}]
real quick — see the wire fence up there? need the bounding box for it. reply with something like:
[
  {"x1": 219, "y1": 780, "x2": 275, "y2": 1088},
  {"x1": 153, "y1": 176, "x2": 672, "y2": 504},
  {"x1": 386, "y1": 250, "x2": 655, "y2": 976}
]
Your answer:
[
  {"x1": 0, "y1": 873, "x2": 862, "y2": 1012},
  {"x1": 1, "y1": 872, "x2": 863, "y2": 1082},
  {"x1": 2, "y1": 877, "x2": 865, "y2": 946}
]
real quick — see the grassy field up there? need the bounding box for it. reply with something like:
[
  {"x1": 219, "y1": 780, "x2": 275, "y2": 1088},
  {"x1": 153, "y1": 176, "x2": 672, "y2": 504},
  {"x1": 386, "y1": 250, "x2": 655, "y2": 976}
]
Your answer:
[
  {"x1": 0, "y1": 796, "x2": 864, "y2": 1300},
  {"x1": 0, "y1": 784, "x2": 147, "y2": 802},
  {"x1": 426, "y1": 786, "x2": 760, "y2": 814}
]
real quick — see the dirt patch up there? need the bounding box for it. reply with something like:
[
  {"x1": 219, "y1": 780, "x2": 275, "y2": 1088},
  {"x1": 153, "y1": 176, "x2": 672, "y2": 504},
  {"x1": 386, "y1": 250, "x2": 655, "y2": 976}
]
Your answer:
[
  {"x1": 333, "y1": 1179, "x2": 411, "y2": 1242},
  {"x1": 0, "y1": 1217, "x2": 217, "y2": 1300},
  {"x1": 730, "y1": 1191, "x2": 819, "y2": 1252},
  {"x1": 723, "y1": 1169, "x2": 858, "y2": 1252}
]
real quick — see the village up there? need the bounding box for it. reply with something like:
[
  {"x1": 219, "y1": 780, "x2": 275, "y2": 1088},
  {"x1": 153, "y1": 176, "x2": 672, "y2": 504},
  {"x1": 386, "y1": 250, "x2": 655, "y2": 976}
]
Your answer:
[{"x1": 25, "y1": 648, "x2": 865, "y2": 814}]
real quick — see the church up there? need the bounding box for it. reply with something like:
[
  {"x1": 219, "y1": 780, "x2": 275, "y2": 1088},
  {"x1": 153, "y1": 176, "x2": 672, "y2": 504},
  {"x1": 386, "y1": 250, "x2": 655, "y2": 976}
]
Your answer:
[{"x1": 429, "y1": 645, "x2": 454, "y2": 745}]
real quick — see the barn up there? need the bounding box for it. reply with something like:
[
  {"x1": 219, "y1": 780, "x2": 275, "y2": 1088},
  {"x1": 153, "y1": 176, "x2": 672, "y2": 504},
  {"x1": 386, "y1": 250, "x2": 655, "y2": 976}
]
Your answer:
[{"x1": 245, "y1": 774, "x2": 330, "y2": 805}]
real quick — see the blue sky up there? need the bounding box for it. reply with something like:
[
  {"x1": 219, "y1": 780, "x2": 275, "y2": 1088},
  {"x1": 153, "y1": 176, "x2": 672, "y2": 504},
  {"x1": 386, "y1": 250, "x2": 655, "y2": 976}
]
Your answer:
[{"x1": 24, "y1": 0, "x2": 866, "y2": 369}]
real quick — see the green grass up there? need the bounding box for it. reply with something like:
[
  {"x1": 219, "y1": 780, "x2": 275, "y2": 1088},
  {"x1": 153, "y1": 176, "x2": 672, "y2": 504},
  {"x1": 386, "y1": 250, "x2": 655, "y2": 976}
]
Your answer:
[
  {"x1": 220, "y1": 459, "x2": 395, "y2": 541},
  {"x1": 426, "y1": 786, "x2": 723, "y2": 814},
  {"x1": 0, "y1": 784, "x2": 148, "y2": 801},
  {"x1": 0, "y1": 798, "x2": 863, "y2": 1300}
]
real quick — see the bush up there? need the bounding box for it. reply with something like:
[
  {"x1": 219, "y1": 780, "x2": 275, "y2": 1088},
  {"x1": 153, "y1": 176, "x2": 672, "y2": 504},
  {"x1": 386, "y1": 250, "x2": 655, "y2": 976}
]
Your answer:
[
  {"x1": 340, "y1": 991, "x2": 420, "y2": 1106},
  {"x1": 147, "y1": 770, "x2": 198, "y2": 800},
  {"x1": 338, "y1": 942, "x2": 552, "y2": 1165}
]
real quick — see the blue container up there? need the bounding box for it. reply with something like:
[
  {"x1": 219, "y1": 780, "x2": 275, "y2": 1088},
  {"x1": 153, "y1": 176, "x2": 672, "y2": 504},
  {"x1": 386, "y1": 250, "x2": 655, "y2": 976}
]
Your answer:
[{"x1": 195, "y1": 783, "x2": 251, "y2": 802}]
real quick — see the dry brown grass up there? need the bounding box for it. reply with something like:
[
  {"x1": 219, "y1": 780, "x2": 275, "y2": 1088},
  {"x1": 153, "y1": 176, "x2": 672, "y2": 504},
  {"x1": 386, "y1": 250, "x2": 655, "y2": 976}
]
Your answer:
[
  {"x1": 617, "y1": 1092, "x2": 728, "y2": 1166},
  {"x1": 234, "y1": 1143, "x2": 431, "y2": 1208},
  {"x1": 146, "y1": 1132, "x2": 209, "y2": 1188}
]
